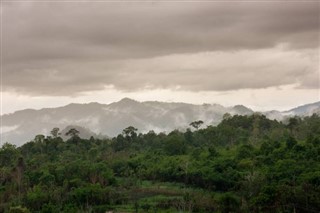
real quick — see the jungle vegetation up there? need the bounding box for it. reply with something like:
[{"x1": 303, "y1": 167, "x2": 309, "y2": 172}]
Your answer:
[{"x1": 1, "y1": 114, "x2": 320, "y2": 213}]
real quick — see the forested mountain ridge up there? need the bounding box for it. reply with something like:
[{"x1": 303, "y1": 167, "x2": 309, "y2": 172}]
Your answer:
[
  {"x1": 1, "y1": 114, "x2": 320, "y2": 212},
  {"x1": 1, "y1": 99, "x2": 320, "y2": 146}
]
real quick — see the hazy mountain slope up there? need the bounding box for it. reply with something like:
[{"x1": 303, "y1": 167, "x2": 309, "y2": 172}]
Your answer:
[
  {"x1": 283, "y1": 101, "x2": 320, "y2": 116},
  {"x1": 263, "y1": 101, "x2": 320, "y2": 120},
  {"x1": 1, "y1": 99, "x2": 319, "y2": 146}
]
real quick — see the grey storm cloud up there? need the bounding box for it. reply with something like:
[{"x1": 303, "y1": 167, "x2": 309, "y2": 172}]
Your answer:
[{"x1": 2, "y1": 1, "x2": 319, "y2": 96}]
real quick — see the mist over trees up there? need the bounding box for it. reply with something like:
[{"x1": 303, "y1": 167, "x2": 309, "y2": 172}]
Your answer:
[{"x1": 1, "y1": 114, "x2": 320, "y2": 212}]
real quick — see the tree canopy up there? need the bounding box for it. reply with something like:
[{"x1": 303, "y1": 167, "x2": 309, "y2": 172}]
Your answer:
[{"x1": 1, "y1": 114, "x2": 319, "y2": 212}]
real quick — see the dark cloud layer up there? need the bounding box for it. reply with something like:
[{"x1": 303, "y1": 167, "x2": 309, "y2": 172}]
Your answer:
[{"x1": 2, "y1": 1, "x2": 319, "y2": 96}]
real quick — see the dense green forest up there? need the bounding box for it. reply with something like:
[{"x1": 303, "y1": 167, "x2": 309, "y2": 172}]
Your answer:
[{"x1": 1, "y1": 114, "x2": 320, "y2": 213}]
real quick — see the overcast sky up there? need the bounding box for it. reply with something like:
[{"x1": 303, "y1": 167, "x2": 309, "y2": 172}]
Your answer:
[{"x1": 1, "y1": 1, "x2": 319, "y2": 114}]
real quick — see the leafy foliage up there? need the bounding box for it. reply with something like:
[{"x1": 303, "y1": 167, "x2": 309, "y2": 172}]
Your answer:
[{"x1": 1, "y1": 114, "x2": 320, "y2": 212}]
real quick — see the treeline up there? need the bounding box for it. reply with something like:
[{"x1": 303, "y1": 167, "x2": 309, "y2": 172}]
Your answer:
[{"x1": 0, "y1": 114, "x2": 320, "y2": 212}]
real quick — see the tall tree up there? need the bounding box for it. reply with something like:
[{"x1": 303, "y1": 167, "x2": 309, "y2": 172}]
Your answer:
[
  {"x1": 190, "y1": 120, "x2": 204, "y2": 130},
  {"x1": 122, "y1": 126, "x2": 138, "y2": 142},
  {"x1": 50, "y1": 127, "x2": 60, "y2": 138}
]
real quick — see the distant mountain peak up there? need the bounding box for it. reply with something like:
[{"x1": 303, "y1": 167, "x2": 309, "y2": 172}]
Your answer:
[
  {"x1": 109, "y1": 98, "x2": 141, "y2": 108},
  {"x1": 118, "y1": 97, "x2": 139, "y2": 103},
  {"x1": 1, "y1": 99, "x2": 319, "y2": 146},
  {"x1": 232, "y1": 105, "x2": 253, "y2": 113},
  {"x1": 233, "y1": 104, "x2": 248, "y2": 108}
]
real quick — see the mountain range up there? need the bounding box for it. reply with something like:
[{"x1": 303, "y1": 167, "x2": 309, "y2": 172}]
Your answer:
[{"x1": 1, "y1": 98, "x2": 320, "y2": 146}]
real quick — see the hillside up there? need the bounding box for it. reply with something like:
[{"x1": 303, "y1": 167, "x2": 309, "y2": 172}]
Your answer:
[
  {"x1": 1, "y1": 99, "x2": 319, "y2": 146},
  {"x1": 1, "y1": 114, "x2": 319, "y2": 212}
]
